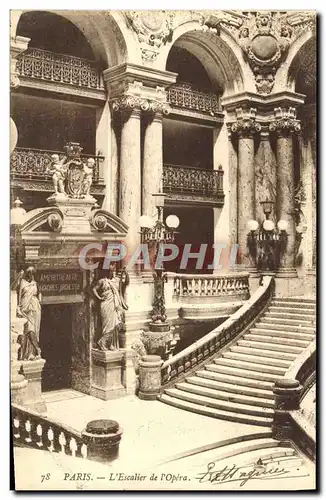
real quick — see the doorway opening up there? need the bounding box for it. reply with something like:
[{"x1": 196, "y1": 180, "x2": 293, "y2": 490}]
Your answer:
[{"x1": 40, "y1": 303, "x2": 73, "y2": 391}]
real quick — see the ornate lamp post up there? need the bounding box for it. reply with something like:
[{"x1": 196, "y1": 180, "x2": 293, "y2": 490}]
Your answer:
[
  {"x1": 139, "y1": 193, "x2": 180, "y2": 360},
  {"x1": 247, "y1": 199, "x2": 289, "y2": 272}
]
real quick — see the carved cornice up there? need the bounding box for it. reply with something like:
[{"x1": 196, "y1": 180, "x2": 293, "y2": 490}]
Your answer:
[
  {"x1": 269, "y1": 107, "x2": 301, "y2": 137},
  {"x1": 204, "y1": 11, "x2": 316, "y2": 95}
]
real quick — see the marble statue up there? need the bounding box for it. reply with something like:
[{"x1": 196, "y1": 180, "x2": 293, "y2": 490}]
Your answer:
[
  {"x1": 82, "y1": 158, "x2": 95, "y2": 197},
  {"x1": 92, "y1": 268, "x2": 128, "y2": 351},
  {"x1": 47, "y1": 154, "x2": 67, "y2": 195},
  {"x1": 16, "y1": 266, "x2": 42, "y2": 361}
]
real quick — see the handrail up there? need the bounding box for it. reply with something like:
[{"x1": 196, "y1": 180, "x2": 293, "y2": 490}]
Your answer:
[
  {"x1": 286, "y1": 340, "x2": 316, "y2": 388},
  {"x1": 12, "y1": 403, "x2": 88, "y2": 459},
  {"x1": 163, "y1": 164, "x2": 223, "y2": 197},
  {"x1": 161, "y1": 275, "x2": 275, "y2": 386}
]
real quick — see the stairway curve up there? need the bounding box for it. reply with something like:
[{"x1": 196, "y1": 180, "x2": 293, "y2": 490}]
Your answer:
[{"x1": 159, "y1": 297, "x2": 316, "y2": 426}]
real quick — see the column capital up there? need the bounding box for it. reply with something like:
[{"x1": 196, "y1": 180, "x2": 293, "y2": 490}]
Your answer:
[
  {"x1": 269, "y1": 107, "x2": 301, "y2": 137},
  {"x1": 110, "y1": 95, "x2": 170, "y2": 116},
  {"x1": 228, "y1": 107, "x2": 261, "y2": 138}
]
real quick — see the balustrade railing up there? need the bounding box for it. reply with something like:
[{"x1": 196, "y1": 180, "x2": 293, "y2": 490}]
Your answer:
[
  {"x1": 11, "y1": 147, "x2": 103, "y2": 182},
  {"x1": 166, "y1": 82, "x2": 221, "y2": 115},
  {"x1": 172, "y1": 272, "x2": 249, "y2": 298},
  {"x1": 161, "y1": 275, "x2": 275, "y2": 386},
  {"x1": 163, "y1": 165, "x2": 224, "y2": 197},
  {"x1": 16, "y1": 48, "x2": 104, "y2": 90},
  {"x1": 12, "y1": 403, "x2": 88, "y2": 460}
]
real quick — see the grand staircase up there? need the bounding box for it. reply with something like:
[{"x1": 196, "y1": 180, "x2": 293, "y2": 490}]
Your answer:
[{"x1": 160, "y1": 297, "x2": 316, "y2": 427}]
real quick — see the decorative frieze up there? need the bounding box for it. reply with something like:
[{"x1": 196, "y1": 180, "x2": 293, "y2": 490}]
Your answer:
[{"x1": 269, "y1": 107, "x2": 301, "y2": 137}]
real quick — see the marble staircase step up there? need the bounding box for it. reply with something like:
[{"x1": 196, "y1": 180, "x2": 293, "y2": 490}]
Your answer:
[
  {"x1": 176, "y1": 381, "x2": 275, "y2": 408},
  {"x1": 243, "y1": 333, "x2": 310, "y2": 348},
  {"x1": 257, "y1": 321, "x2": 315, "y2": 334},
  {"x1": 213, "y1": 358, "x2": 286, "y2": 376},
  {"x1": 159, "y1": 393, "x2": 273, "y2": 426},
  {"x1": 251, "y1": 327, "x2": 315, "y2": 342},
  {"x1": 230, "y1": 345, "x2": 297, "y2": 361},
  {"x1": 265, "y1": 311, "x2": 316, "y2": 322},
  {"x1": 261, "y1": 317, "x2": 315, "y2": 327},
  {"x1": 269, "y1": 306, "x2": 316, "y2": 315},
  {"x1": 205, "y1": 364, "x2": 282, "y2": 383},
  {"x1": 238, "y1": 339, "x2": 303, "y2": 354},
  {"x1": 193, "y1": 372, "x2": 274, "y2": 396},
  {"x1": 222, "y1": 351, "x2": 291, "y2": 369}
]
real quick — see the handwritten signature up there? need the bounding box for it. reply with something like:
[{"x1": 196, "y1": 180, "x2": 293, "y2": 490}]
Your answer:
[{"x1": 196, "y1": 460, "x2": 307, "y2": 487}]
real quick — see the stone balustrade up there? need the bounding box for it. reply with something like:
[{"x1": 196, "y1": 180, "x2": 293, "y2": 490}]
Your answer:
[
  {"x1": 166, "y1": 82, "x2": 221, "y2": 116},
  {"x1": 11, "y1": 147, "x2": 103, "y2": 183},
  {"x1": 170, "y1": 272, "x2": 249, "y2": 302},
  {"x1": 161, "y1": 275, "x2": 274, "y2": 387},
  {"x1": 12, "y1": 403, "x2": 88, "y2": 459},
  {"x1": 16, "y1": 48, "x2": 104, "y2": 90}
]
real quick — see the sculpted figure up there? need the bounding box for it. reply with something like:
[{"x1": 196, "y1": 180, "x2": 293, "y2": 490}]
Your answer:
[
  {"x1": 16, "y1": 267, "x2": 42, "y2": 361},
  {"x1": 82, "y1": 158, "x2": 95, "y2": 197},
  {"x1": 92, "y1": 268, "x2": 128, "y2": 351},
  {"x1": 47, "y1": 154, "x2": 67, "y2": 195}
]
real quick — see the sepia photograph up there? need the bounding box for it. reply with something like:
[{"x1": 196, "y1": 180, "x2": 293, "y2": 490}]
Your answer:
[{"x1": 9, "y1": 8, "x2": 316, "y2": 491}]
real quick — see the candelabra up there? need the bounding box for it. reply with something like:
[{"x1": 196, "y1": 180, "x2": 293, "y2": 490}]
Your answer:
[
  {"x1": 139, "y1": 193, "x2": 180, "y2": 359},
  {"x1": 247, "y1": 199, "x2": 288, "y2": 272}
]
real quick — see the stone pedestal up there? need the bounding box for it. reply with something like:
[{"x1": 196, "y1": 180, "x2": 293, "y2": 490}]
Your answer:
[
  {"x1": 91, "y1": 349, "x2": 126, "y2": 400},
  {"x1": 122, "y1": 349, "x2": 137, "y2": 395},
  {"x1": 138, "y1": 355, "x2": 163, "y2": 400},
  {"x1": 82, "y1": 419, "x2": 123, "y2": 463},
  {"x1": 10, "y1": 317, "x2": 28, "y2": 405},
  {"x1": 272, "y1": 378, "x2": 302, "y2": 440},
  {"x1": 20, "y1": 359, "x2": 47, "y2": 413}
]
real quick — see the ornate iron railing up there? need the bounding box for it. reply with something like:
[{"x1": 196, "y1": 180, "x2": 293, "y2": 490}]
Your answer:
[
  {"x1": 172, "y1": 272, "x2": 249, "y2": 298},
  {"x1": 11, "y1": 147, "x2": 103, "y2": 182},
  {"x1": 16, "y1": 48, "x2": 104, "y2": 90},
  {"x1": 163, "y1": 164, "x2": 223, "y2": 196},
  {"x1": 166, "y1": 82, "x2": 221, "y2": 115},
  {"x1": 161, "y1": 275, "x2": 275, "y2": 386},
  {"x1": 12, "y1": 403, "x2": 88, "y2": 459}
]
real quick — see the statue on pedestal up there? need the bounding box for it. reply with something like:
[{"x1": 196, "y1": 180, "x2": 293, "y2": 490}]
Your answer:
[
  {"x1": 16, "y1": 266, "x2": 42, "y2": 361},
  {"x1": 92, "y1": 268, "x2": 128, "y2": 351},
  {"x1": 47, "y1": 154, "x2": 67, "y2": 195},
  {"x1": 81, "y1": 158, "x2": 95, "y2": 197}
]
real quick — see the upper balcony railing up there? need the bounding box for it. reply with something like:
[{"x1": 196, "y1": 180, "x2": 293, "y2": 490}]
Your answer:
[
  {"x1": 163, "y1": 164, "x2": 224, "y2": 197},
  {"x1": 11, "y1": 147, "x2": 103, "y2": 183},
  {"x1": 16, "y1": 48, "x2": 104, "y2": 91},
  {"x1": 166, "y1": 82, "x2": 222, "y2": 116}
]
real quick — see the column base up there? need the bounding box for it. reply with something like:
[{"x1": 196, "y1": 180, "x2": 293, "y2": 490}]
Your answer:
[
  {"x1": 20, "y1": 359, "x2": 47, "y2": 413},
  {"x1": 11, "y1": 373, "x2": 28, "y2": 405},
  {"x1": 91, "y1": 349, "x2": 126, "y2": 401},
  {"x1": 276, "y1": 267, "x2": 298, "y2": 278}
]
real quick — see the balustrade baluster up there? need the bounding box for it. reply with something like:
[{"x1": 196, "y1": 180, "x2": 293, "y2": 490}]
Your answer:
[
  {"x1": 25, "y1": 420, "x2": 32, "y2": 443},
  {"x1": 47, "y1": 428, "x2": 54, "y2": 452},
  {"x1": 81, "y1": 443, "x2": 87, "y2": 459},
  {"x1": 36, "y1": 424, "x2": 43, "y2": 448},
  {"x1": 69, "y1": 438, "x2": 77, "y2": 457},
  {"x1": 59, "y1": 432, "x2": 66, "y2": 454},
  {"x1": 13, "y1": 417, "x2": 20, "y2": 439}
]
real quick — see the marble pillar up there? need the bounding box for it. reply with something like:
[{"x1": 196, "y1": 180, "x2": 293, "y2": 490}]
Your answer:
[
  {"x1": 272, "y1": 124, "x2": 299, "y2": 277},
  {"x1": 231, "y1": 119, "x2": 260, "y2": 273},
  {"x1": 96, "y1": 101, "x2": 111, "y2": 211},
  {"x1": 119, "y1": 106, "x2": 141, "y2": 263},
  {"x1": 142, "y1": 111, "x2": 163, "y2": 219}
]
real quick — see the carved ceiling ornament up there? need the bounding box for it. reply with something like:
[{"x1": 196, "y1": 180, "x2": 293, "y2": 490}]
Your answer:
[{"x1": 204, "y1": 11, "x2": 316, "y2": 95}]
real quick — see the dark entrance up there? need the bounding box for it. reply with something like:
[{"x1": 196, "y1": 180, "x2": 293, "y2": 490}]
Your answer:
[{"x1": 40, "y1": 304, "x2": 73, "y2": 391}]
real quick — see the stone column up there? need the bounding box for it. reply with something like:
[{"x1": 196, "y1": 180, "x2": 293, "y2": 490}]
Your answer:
[
  {"x1": 142, "y1": 108, "x2": 164, "y2": 219},
  {"x1": 270, "y1": 108, "x2": 301, "y2": 277},
  {"x1": 96, "y1": 101, "x2": 111, "y2": 211},
  {"x1": 231, "y1": 111, "x2": 261, "y2": 273},
  {"x1": 112, "y1": 97, "x2": 142, "y2": 263}
]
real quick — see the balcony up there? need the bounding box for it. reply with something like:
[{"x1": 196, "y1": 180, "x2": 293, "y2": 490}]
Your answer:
[
  {"x1": 166, "y1": 82, "x2": 223, "y2": 122},
  {"x1": 15, "y1": 48, "x2": 105, "y2": 100},
  {"x1": 163, "y1": 164, "x2": 224, "y2": 207},
  {"x1": 10, "y1": 147, "x2": 105, "y2": 196}
]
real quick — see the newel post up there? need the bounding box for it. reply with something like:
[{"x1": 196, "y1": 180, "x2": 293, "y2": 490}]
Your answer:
[
  {"x1": 272, "y1": 378, "x2": 302, "y2": 440},
  {"x1": 138, "y1": 355, "x2": 163, "y2": 400}
]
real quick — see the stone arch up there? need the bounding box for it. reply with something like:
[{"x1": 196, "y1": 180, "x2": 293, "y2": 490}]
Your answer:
[
  {"x1": 156, "y1": 19, "x2": 250, "y2": 96},
  {"x1": 273, "y1": 29, "x2": 316, "y2": 93},
  {"x1": 11, "y1": 10, "x2": 138, "y2": 68}
]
